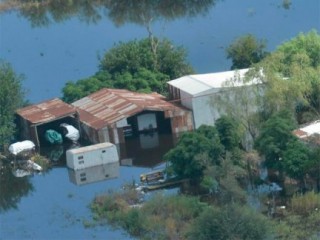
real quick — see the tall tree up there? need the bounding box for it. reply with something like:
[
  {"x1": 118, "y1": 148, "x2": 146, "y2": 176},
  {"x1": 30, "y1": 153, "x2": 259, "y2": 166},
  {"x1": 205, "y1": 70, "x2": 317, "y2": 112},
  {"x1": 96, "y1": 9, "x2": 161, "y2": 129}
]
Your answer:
[
  {"x1": 62, "y1": 38, "x2": 193, "y2": 103},
  {"x1": 164, "y1": 125, "x2": 223, "y2": 180},
  {"x1": 256, "y1": 30, "x2": 320, "y2": 121},
  {"x1": 99, "y1": 38, "x2": 193, "y2": 79},
  {"x1": 226, "y1": 34, "x2": 268, "y2": 70},
  {"x1": 0, "y1": 61, "x2": 25, "y2": 151},
  {"x1": 282, "y1": 139, "x2": 311, "y2": 181},
  {"x1": 254, "y1": 111, "x2": 297, "y2": 170},
  {"x1": 215, "y1": 116, "x2": 241, "y2": 151},
  {"x1": 213, "y1": 69, "x2": 263, "y2": 147}
]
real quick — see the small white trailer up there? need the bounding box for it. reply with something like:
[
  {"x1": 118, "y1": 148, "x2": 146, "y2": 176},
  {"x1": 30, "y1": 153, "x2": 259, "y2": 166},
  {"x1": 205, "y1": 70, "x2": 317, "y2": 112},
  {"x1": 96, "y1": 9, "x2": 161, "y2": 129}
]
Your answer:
[{"x1": 66, "y1": 142, "x2": 119, "y2": 170}]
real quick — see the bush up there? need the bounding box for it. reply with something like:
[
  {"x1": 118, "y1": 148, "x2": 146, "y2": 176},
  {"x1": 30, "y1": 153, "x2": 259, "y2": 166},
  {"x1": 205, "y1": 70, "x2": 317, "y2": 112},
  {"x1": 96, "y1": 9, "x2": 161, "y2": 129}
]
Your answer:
[
  {"x1": 187, "y1": 204, "x2": 271, "y2": 240},
  {"x1": 290, "y1": 191, "x2": 320, "y2": 216}
]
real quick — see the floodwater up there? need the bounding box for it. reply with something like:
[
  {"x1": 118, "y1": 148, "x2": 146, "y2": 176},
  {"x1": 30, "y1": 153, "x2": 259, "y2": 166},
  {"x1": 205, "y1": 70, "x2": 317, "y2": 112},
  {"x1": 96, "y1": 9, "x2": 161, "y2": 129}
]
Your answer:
[{"x1": 0, "y1": 0, "x2": 319, "y2": 239}]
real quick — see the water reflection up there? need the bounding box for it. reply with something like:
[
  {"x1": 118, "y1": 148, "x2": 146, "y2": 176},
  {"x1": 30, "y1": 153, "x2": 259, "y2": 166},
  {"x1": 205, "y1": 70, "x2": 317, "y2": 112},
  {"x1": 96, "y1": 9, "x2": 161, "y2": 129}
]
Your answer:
[
  {"x1": 0, "y1": 0, "x2": 218, "y2": 27},
  {"x1": 68, "y1": 161, "x2": 119, "y2": 186},
  {"x1": 120, "y1": 133, "x2": 176, "y2": 168},
  {"x1": 0, "y1": 161, "x2": 34, "y2": 213}
]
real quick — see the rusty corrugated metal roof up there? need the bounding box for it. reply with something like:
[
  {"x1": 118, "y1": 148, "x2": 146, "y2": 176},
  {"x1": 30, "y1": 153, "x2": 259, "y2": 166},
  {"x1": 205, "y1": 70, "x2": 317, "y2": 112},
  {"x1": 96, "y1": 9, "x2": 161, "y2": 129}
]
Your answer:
[
  {"x1": 16, "y1": 98, "x2": 77, "y2": 124},
  {"x1": 72, "y1": 88, "x2": 185, "y2": 129}
]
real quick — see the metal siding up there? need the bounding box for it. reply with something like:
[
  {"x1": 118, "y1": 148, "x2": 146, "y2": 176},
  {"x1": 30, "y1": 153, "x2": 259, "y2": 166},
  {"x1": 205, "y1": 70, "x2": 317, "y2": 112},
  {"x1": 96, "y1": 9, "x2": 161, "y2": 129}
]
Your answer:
[
  {"x1": 72, "y1": 88, "x2": 190, "y2": 131},
  {"x1": 66, "y1": 142, "x2": 119, "y2": 170},
  {"x1": 17, "y1": 98, "x2": 76, "y2": 124}
]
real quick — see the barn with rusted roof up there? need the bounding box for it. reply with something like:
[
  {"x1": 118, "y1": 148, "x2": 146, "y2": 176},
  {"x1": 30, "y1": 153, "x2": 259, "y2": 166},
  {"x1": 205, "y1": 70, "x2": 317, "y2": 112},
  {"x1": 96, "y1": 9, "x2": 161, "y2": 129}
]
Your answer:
[
  {"x1": 72, "y1": 88, "x2": 193, "y2": 145},
  {"x1": 16, "y1": 98, "x2": 79, "y2": 146}
]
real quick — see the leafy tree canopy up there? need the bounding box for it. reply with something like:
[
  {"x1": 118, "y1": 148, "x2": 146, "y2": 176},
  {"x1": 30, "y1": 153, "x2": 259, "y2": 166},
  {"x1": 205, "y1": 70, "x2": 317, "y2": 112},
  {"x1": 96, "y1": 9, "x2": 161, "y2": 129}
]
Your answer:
[
  {"x1": 254, "y1": 110, "x2": 297, "y2": 169},
  {"x1": 62, "y1": 38, "x2": 193, "y2": 103},
  {"x1": 226, "y1": 34, "x2": 268, "y2": 70},
  {"x1": 99, "y1": 38, "x2": 193, "y2": 79},
  {"x1": 164, "y1": 125, "x2": 223, "y2": 179},
  {"x1": 0, "y1": 61, "x2": 25, "y2": 150},
  {"x1": 282, "y1": 139, "x2": 311, "y2": 180},
  {"x1": 256, "y1": 30, "x2": 320, "y2": 120},
  {"x1": 215, "y1": 115, "x2": 241, "y2": 151}
]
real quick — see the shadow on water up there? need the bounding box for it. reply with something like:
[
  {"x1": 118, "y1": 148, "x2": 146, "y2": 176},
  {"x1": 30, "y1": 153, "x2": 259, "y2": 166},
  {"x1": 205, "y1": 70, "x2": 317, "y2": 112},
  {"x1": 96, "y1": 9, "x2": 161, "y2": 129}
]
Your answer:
[
  {"x1": 119, "y1": 132, "x2": 176, "y2": 168},
  {"x1": 39, "y1": 132, "x2": 176, "y2": 170}
]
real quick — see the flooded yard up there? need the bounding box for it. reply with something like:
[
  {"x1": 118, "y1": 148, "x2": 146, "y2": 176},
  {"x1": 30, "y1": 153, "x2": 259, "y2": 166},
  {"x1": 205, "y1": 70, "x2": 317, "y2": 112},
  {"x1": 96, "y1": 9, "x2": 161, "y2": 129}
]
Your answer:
[{"x1": 0, "y1": 0, "x2": 319, "y2": 239}]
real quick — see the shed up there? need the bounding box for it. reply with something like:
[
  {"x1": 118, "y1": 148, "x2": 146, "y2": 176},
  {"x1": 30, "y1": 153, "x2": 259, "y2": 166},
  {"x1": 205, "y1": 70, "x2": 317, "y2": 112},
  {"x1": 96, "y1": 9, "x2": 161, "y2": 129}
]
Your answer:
[
  {"x1": 72, "y1": 88, "x2": 193, "y2": 144},
  {"x1": 167, "y1": 68, "x2": 261, "y2": 128},
  {"x1": 16, "y1": 98, "x2": 79, "y2": 146},
  {"x1": 66, "y1": 142, "x2": 119, "y2": 170}
]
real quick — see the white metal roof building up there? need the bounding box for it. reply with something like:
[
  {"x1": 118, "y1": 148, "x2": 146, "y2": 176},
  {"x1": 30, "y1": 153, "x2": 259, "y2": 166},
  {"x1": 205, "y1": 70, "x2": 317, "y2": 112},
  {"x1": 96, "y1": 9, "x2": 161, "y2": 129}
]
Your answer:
[
  {"x1": 293, "y1": 120, "x2": 320, "y2": 146},
  {"x1": 167, "y1": 68, "x2": 260, "y2": 128}
]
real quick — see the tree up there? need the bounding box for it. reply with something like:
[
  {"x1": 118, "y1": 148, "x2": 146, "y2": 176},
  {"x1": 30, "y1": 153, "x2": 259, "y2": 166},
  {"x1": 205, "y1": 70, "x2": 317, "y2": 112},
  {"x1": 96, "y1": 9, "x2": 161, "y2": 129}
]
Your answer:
[
  {"x1": 254, "y1": 110, "x2": 297, "y2": 170},
  {"x1": 213, "y1": 69, "x2": 263, "y2": 147},
  {"x1": 282, "y1": 139, "x2": 311, "y2": 180},
  {"x1": 256, "y1": 30, "x2": 320, "y2": 121},
  {"x1": 99, "y1": 38, "x2": 193, "y2": 79},
  {"x1": 62, "y1": 74, "x2": 112, "y2": 103},
  {"x1": 62, "y1": 38, "x2": 193, "y2": 103},
  {"x1": 0, "y1": 61, "x2": 25, "y2": 151},
  {"x1": 164, "y1": 125, "x2": 223, "y2": 180},
  {"x1": 226, "y1": 34, "x2": 268, "y2": 70},
  {"x1": 215, "y1": 116, "x2": 240, "y2": 151}
]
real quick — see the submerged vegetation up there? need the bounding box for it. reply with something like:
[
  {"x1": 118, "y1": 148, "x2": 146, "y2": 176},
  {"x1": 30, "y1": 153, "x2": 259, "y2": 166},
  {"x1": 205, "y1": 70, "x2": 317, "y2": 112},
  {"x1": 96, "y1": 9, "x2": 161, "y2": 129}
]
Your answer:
[
  {"x1": 90, "y1": 31, "x2": 320, "y2": 239},
  {"x1": 0, "y1": 1, "x2": 319, "y2": 239}
]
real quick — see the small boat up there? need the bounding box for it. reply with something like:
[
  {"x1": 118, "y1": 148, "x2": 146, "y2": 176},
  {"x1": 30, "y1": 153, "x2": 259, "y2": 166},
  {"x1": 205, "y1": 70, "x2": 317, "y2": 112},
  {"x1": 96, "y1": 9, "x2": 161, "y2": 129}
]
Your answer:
[
  {"x1": 139, "y1": 178, "x2": 189, "y2": 191},
  {"x1": 140, "y1": 169, "x2": 165, "y2": 183}
]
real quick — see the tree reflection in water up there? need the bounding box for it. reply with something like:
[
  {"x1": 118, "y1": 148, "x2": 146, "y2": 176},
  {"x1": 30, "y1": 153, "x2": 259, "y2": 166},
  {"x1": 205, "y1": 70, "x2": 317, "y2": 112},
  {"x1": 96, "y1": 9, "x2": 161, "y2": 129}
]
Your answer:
[
  {"x1": 0, "y1": 161, "x2": 34, "y2": 213},
  {"x1": 0, "y1": 0, "x2": 218, "y2": 27}
]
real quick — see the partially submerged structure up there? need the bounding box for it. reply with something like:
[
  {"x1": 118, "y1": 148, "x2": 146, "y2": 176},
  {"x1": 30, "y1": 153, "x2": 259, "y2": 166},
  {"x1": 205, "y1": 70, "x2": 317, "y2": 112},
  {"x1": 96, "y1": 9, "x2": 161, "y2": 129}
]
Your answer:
[
  {"x1": 16, "y1": 98, "x2": 79, "y2": 146},
  {"x1": 167, "y1": 68, "x2": 261, "y2": 128},
  {"x1": 72, "y1": 88, "x2": 193, "y2": 144},
  {"x1": 66, "y1": 142, "x2": 119, "y2": 170}
]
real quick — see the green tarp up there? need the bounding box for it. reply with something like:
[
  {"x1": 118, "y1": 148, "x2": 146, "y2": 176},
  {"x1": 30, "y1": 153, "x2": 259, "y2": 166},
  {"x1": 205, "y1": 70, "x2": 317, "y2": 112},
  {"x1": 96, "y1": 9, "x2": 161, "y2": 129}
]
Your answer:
[{"x1": 45, "y1": 130, "x2": 63, "y2": 144}]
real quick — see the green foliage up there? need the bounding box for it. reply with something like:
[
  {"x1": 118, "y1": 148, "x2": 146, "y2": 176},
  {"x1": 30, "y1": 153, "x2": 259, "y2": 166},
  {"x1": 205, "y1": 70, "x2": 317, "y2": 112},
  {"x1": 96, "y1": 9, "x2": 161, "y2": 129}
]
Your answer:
[
  {"x1": 62, "y1": 38, "x2": 193, "y2": 102},
  {"x1": 254, "y1": 111, "x2": 297, "y2": 169},
  {"x1": 282, "y1": 139, "x2": 311, "y2": 180},
  {"x1": 258, "y1": 30, "x2": 320, "y2": 119},
  {"x1": 164, "y1": 125, "x2": 223, "y2": 179},
  {"x1": 113, "y1": 68, "x2": 169, "y2": 94},
  {"x1": 91, "y1": 191, "x2": 207, "y2": 239},
  {"x1": 290, "y1": 191, "x2": 320, "y2": 217},
  {"x1": 99, "y1": 38, "x2": 193, "y2": 80},
  {"x1": 62, "y1": 74, "x2": 112, "y2": 103},
  {"x1": 0, "y1": 61, "x2": 25, "y2": 151},
  {"x1": 31, "y1": 154, "x2": 51, "y2": 172},
  {"x1": 273, "y1": 193, "x2": 320, "y2": 240},
  {"x1": 215, "y1": 116, "x2": 240, "y2": 151},
  {"x1": 226, "y1": 34, "x2": 268, "y2": 69},
  {"x1": 213, "y1": 69, "x2": 264, "y2": 144},
  {"x1": 306, "y1": 147, "x2": 320, "y2": 181},
  {"x1": 187, "y1": 204, "x2": 271, "y2": 240},
  {"x1": 210, "y1": 157, "x2": 247, "y2": 204}
]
